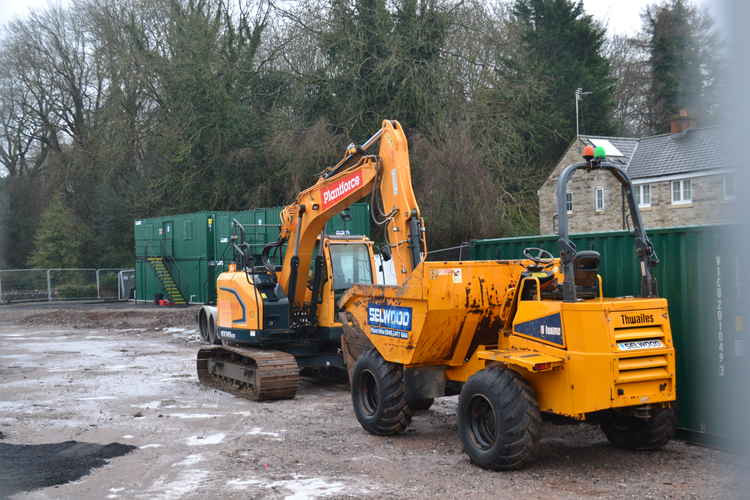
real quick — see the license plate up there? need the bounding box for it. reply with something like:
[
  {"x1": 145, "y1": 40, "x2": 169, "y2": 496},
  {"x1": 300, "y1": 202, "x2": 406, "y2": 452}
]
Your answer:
[{"x1": 617, "y1": 339, "x2": 665, "y2": 351}]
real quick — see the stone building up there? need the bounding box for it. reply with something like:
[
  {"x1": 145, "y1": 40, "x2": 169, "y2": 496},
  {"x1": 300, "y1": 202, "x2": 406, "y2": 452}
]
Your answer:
[{"x1": 538, "y1": 120, "x2": 733, "y2": 235}]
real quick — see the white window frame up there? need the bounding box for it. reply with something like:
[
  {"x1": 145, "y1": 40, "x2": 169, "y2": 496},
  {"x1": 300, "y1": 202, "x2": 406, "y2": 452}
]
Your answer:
[
  {"x1": 723, "y1": 174, "x2": 736, "y2": 201},
  {"x1": 566, "y1": 192, "x2": 573, "y2": 214},
  {"x1": 671, "y1": 179, "x2": 692, "y2": 205},
  {"x1": 594, "y1": 186, "x2": 605, "y2": 211},
  {"x1": 635, "y1": 184, "x2": 651, "y2": 208}
]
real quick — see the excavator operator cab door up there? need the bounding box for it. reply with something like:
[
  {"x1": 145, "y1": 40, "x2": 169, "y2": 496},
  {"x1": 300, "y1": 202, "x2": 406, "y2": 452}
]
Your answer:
[{"x1": 316, "y1": 239, "x2": 377, "y2": 328}]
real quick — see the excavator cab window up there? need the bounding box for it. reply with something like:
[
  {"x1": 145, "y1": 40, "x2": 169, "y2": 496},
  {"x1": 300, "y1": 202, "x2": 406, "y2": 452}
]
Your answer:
[{"x1": 329, "y1": 244, "x2": 373, "y2": 291}]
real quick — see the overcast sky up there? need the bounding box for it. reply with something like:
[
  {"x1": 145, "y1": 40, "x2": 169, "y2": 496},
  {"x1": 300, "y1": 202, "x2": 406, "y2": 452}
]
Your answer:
[{"x1": 0, "y1": 0, "x2": 724, "y2": 36}]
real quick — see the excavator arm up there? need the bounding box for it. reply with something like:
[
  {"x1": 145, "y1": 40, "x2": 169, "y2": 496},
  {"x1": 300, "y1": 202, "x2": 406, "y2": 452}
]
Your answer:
[{"x1": 274, "y1": 120, "x2": 426, "y2": 308}]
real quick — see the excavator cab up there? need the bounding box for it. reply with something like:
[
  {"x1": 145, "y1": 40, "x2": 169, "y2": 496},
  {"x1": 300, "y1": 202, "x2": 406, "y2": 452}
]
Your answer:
[{"x1": 312, "y1": 236, "x2": 377, "y2": 333}]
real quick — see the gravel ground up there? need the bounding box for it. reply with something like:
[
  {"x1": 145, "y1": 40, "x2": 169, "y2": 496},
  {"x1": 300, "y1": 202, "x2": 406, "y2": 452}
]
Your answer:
[{"x1": 0, "y1": 304, "x2": 743, "y2": 499}]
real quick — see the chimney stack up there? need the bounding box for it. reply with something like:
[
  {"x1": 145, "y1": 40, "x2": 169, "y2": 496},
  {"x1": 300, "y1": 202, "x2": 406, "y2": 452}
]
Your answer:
[{"x1": 670, "y1": 109, "x2": 696, "y2": 134}]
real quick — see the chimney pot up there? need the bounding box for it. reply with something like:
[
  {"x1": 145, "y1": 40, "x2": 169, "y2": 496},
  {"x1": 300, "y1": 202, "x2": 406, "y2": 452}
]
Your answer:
[{"x1": 671, "y1": 109, "x2": 696, "y2": 134}]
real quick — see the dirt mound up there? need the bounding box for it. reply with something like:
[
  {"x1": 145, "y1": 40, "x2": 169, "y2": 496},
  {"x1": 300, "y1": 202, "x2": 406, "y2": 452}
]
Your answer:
[{"x1": 21, "y1": 307, "x2": 196, "y2": 330}]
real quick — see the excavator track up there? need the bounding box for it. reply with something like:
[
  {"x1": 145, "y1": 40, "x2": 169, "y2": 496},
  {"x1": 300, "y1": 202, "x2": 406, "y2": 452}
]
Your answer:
[{"x1": 196, "y1": 346, "x2": 300, "y2": 401}]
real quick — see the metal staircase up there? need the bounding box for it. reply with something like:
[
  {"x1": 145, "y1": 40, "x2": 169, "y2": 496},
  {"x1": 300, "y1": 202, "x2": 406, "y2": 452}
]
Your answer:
[{"x1": 147, "y1": 257, "x2": 186, "y2": 305}]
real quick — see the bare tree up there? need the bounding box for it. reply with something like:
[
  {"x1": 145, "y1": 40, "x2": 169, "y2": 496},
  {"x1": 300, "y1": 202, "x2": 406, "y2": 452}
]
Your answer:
[
  {"x1": 605, "y1": 34, "x2": 651, "y2": 136},
  {"x1": 0, "y1": 71, "x2": 48, "y2": 178}
]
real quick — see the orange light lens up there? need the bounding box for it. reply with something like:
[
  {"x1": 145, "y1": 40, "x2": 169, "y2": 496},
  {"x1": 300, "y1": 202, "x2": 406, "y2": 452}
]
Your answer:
[{"x1": 582, "y1": 145, "x2": 595, "y2": 157}]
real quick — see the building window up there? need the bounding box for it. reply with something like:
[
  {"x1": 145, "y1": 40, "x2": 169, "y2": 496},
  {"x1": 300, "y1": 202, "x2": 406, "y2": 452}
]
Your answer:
[
  {"x1": 671, "y1": 179, "x2": 692, "y2": 204},
  {"x1": 566, "y1": 192, "x2": 573, "y2": 213},
  {"x1": 635, "y1": 184, "x2": 651, "y2": 207},
  {"x1": 723, "y1": 174, "x2": 736, "y2": 200},
  {"x1": 594, "y1": 187, "x2": 604, "y2": 211}
]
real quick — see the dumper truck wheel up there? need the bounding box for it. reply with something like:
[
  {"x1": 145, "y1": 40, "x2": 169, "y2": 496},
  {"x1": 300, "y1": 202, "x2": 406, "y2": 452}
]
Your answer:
[
  {"x1": 458, "y1": 366, "x2": 541, "y2": 471},
  {"x1": 407, "y1": 396, "x2": 434, "y2": 412},
  {"x1": 601, "y1": 406, "x2": 675, "y2": 450},
  {"x1": 351, "y1": 349, "x2": 412, "y2": 436}
]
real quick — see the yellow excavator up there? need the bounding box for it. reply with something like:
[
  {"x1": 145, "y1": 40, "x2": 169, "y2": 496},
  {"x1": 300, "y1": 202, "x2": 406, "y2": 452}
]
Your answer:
[
  {"x1": 197, "y1": 121, "x2": 676, "y2": 470},
  {"x1": 196, "y1": 120, "x2": 425, "y2": 400}
]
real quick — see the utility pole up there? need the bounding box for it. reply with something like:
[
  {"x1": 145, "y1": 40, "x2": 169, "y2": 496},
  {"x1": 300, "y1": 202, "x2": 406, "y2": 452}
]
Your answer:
[{"x1": 575, "y1": 88, "x2": 592, "y2": 137}]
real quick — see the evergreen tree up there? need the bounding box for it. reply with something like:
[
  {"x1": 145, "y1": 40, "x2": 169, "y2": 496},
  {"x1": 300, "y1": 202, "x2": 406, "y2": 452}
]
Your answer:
[
  {"x1": 508, "y1": 0, "x2": 614, "y2": 163},
  {"x1": 28, "y1": 194, "x2": 93, "y2": 268},
  {"x1": 643, "y1": 0, "x2": 720, "y2": 133},
  {"x1": 316, "y1": 0, "x2": 453, "y2": 137}
]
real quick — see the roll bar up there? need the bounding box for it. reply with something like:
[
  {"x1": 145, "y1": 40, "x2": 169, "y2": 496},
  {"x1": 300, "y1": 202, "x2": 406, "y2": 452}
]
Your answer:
[{"x1": 555, "y1": 159, "x2": 659, "y2": 302}]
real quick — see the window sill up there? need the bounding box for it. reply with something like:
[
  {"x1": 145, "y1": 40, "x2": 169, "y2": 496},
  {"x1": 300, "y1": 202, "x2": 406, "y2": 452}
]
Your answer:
[
  {"x1": 639, "y1": 205, "x2": 652, "y2": 211},
  {"x1": 671, "y1": 202, "x2": 693, "y2": 208}
]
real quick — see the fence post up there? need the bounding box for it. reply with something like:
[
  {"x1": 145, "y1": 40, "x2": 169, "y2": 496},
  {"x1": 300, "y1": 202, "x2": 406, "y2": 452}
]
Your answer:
[
  {"x1": 96, "y1": 269, "x2": 101, "y2": 299},
  {"x1": 47, "y1": 269, "x2": 52, "y2": 301}
]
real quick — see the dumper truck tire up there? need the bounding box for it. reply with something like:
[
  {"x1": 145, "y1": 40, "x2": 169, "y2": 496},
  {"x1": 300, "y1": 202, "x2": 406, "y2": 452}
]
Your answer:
[
  {"x1": 600, "y1": 406, "x2": 675, "y2": 450},
  {"x1": 351, "y1": 349, "x2": 412, "y2": 436},
  {"x1": 458, "y1": 365, "x2": 541, "y2": 471}
]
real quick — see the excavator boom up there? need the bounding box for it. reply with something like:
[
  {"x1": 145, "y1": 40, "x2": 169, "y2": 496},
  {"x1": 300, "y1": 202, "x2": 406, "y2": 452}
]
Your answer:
[{"x1": 277, "y1": 120, "x2": 426, "y2": 308}]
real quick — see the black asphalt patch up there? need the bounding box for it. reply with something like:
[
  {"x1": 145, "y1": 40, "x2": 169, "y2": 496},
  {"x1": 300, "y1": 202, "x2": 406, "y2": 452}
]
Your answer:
[{"x1": 0, "y1": 440, "x2": 137, "y2": 497}]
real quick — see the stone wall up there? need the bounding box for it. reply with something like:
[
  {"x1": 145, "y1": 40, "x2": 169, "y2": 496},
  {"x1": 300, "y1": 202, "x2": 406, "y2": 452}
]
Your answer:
[
  {"x1": 538, "y1": 139, "x2": 626, "y2": 234},
  {"x1": 538, "y1": 139, "x2": 735, "y2": 234}
]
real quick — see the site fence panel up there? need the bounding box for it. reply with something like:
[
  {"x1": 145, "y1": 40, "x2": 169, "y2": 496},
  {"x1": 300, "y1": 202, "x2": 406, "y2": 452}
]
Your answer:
[
  {"x1": 118, "y1": 270, "x2": 135, "y2": 300},
  {"x1": 0, "y1": 268, "x2": 133, "y2": 303},
  {"x1": 0, "y1": 269, "x2": 49, "y2": 302}
]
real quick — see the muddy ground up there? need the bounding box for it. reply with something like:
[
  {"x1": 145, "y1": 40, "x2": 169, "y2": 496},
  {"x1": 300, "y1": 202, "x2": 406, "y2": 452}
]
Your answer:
[{"x1": 0, "y1": 303, "x2": 743, "y2": 499}]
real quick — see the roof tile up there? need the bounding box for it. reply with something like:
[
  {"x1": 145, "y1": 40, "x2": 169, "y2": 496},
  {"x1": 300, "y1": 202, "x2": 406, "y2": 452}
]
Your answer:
[{"x1": 581, "y1": 127, "x2": 725, "y2": 179}]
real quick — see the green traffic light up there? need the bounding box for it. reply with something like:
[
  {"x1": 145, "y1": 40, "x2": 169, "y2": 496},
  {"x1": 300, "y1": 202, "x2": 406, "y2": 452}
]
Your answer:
[{"x1": 594, "y1": 146, "x2": 606, "y2": 159}]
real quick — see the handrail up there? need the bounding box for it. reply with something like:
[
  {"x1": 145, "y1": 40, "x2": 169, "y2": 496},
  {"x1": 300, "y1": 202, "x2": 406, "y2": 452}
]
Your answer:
[
  {"x1": 519, "y1": 277, "x2": 542, "y2": 301},
  {"x1": 159, "y1": 238, "x2": 185, "y2": 300},
  {"x1": 425, "y1": 243, "x2": 470, "y2": 260}
]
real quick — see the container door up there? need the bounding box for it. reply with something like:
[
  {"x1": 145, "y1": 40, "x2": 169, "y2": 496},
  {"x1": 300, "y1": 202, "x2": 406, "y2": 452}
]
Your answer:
[{"x1": 162, "y1": 221, "x2": 174, "y2": 258}]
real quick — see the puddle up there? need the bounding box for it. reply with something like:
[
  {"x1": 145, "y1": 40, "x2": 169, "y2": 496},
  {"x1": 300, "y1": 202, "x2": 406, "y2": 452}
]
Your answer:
[{"x1": 226, "y1": 474, "x2": 356, "y2": 499}]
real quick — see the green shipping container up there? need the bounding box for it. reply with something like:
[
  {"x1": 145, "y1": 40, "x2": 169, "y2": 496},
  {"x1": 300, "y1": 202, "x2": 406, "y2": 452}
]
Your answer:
[
  {"x1": 135, "y1": 203, "x2": 371, "y2": 305},
  {"x1": 468, "y1": 224, "x2": 745, "y2": 448},
  {"x1": 135, "y1": 211, "x2": 226, "y2": 304}
]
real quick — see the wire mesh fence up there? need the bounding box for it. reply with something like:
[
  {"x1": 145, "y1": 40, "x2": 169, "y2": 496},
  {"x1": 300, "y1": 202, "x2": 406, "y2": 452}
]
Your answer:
[{"x1": 0, "y1": 268, "x2": 135, "y2": 304}]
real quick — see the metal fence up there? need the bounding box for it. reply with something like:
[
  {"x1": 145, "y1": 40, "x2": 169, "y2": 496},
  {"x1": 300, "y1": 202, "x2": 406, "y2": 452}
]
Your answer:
[{"x1": 0, "y1": 268, "x2": 135, "y2": 303}]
